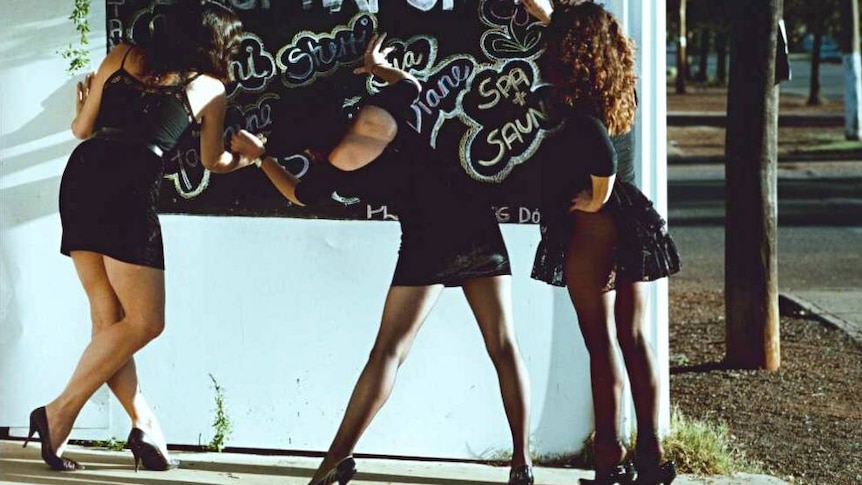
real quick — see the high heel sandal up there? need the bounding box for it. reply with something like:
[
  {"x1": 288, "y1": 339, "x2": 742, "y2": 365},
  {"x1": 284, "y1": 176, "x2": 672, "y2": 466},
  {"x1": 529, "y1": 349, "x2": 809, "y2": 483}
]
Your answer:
[
  {"x1": 580, "y1": 440, "x2": 635, "y2": 485},
  {"x1": 633, "y1": 461, "x2": 676, "y2": 485},
  {"x1": 633, "y1": 437, "x2": 676, "y2": 485},
  {"x1": 22, "y1": 406, "x2": 84, "y2": 471},
  {"x1": 310, "y1": 456, "x2": 357, "y2": 485},
  {"x1": 580, "y1": 462, "x2": 636, "y2": 485},
  {"x1": 508, "y1": 464, "x2": 534, "y2": 485},
  {"x1": 126, "y1": 427, "x2": 179, "y2": 472}
]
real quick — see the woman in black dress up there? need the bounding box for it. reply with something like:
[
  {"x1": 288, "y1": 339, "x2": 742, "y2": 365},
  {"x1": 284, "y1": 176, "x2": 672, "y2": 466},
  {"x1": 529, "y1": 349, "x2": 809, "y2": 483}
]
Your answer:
[
  {"x1": 25, "y1": 0, "x2": 247, "y2": 472},
  {"x1": 232, "y1": 33, "x2": 534, "y2": 485},
  {"x1": 521, "y1": 1, "x2": 680, "y2": 484}
]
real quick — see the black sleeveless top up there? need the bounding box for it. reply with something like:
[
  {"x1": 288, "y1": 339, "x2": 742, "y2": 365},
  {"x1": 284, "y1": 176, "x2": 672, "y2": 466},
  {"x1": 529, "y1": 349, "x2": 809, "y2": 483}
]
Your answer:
[{"x1": 93, "y1": 47, "x2": 201, "y2": 154}]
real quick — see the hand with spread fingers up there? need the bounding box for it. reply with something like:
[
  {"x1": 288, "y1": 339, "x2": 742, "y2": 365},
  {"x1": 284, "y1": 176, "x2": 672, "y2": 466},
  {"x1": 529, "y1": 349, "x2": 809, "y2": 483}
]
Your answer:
[{"x1": 354, "y1": 32, "x2": 396, "y2": 75}]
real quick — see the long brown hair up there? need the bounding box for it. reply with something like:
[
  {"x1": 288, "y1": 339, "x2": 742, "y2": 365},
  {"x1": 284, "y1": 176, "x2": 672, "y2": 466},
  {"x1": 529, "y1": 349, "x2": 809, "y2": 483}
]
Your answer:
[
  {"x1": 543, "y1": 2, "x2": 637, "y2": 136},
  {"x1": 144, "y1": 0, "x2": 243, "y2": 83}
]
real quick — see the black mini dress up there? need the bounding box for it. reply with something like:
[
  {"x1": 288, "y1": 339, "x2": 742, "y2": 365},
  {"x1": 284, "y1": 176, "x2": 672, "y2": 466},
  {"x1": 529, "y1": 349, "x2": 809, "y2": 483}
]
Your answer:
[
  {"x1": 59, "y1": 47, "x2": 200, "y2": 269},
  {"x1": 531, "y1": 113, "x2": 681, "y2": 289},
  {"x1": 293, "y1": 80, "x2": 511, "y2": 287}
]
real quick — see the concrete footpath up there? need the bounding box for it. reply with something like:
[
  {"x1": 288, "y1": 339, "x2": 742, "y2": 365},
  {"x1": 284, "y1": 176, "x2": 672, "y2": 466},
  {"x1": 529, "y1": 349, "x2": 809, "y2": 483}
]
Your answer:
[{"x1": 0, "y1": 441, "x2": 789, "y2": 485}]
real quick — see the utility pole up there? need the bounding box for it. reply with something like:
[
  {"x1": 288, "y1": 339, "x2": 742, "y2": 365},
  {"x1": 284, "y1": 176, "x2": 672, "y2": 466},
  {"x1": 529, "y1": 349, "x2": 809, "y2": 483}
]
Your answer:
[
  {"x1": 676, "y1": 0, "x2": 688, "y2": 93},
  {"x1": 724, "y1": 0, "x2": 782, "y2": 370},
  {"x1": 841, "y1": 0, "x2": 861, "y2": 140}
]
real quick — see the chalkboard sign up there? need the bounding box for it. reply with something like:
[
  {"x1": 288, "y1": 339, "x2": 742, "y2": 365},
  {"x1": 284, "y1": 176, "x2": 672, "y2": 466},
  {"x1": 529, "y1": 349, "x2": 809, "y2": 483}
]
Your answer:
[{"x1": 106, "y1": 0, "x2": 565, "y2": 222}]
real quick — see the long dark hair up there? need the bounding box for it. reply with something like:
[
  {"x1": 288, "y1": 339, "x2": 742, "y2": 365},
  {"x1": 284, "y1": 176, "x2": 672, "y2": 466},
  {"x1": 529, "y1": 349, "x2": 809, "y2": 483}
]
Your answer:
[{"x1": 144, "y1": 0, "x2": 243, "y2": 83}]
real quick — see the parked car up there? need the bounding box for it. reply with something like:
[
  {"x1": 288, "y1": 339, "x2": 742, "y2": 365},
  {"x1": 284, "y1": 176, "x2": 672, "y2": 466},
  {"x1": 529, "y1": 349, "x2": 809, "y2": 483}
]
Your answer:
[{"x1": 802, "y1": 34, "x2": 842, "y2": 62}]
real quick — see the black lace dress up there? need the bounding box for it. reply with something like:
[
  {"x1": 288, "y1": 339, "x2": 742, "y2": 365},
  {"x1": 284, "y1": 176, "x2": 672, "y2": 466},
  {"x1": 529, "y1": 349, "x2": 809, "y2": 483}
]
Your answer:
[
  {"x1": 59, "y1": 47, "x2": 200, "y2": 269},
  {"x1": 531, "y1": 113, "x2": 680, "y2": 289},
  {"x1": 293, "y1": 80, "x2": 511, "y2": 287}
]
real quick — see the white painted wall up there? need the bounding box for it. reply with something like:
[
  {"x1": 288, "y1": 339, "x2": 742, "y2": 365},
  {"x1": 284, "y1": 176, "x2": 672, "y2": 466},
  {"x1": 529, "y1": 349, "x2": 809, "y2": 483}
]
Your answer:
[{"x1": 0, "y1": 0, "x2": 666, "y2": 459}]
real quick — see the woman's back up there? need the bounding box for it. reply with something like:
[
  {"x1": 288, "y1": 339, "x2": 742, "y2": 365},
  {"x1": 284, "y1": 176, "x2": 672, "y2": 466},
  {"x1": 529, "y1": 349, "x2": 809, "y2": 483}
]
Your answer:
[{"x1": 93, "y1": 45, "x2": 201, "y2": 155}]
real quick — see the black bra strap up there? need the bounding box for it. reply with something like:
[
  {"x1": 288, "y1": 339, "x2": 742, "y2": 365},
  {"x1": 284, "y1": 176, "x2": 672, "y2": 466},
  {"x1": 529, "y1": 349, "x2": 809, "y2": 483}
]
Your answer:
[
  {"x1": 183, "y1": 72, "x2": 205, "y2": 86},
  {"x1": 120, "y1": 45, "x2": 135, "y2": 69}
]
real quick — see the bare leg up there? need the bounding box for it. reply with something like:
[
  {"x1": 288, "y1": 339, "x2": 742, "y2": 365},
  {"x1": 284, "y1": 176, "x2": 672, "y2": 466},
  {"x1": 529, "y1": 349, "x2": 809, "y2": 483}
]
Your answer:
[
  {"x1": 71, "y1": 251, "x2": 171, "y2": 456},
  {"x1": 614, "y1": 280, "x2": 663, "y2": 463},
  {"x1": 44, "y1": 253, "x2": 166, "y2": 455},
  {"x1": 462, "y1": 275, "x2": 532, "y2": 468},
  {"x1": 563, "y1": 211, "x2": 626, "y2": 473},
  {"x1": 309, "y1": 285, "x2": 443, "y2": 484}
]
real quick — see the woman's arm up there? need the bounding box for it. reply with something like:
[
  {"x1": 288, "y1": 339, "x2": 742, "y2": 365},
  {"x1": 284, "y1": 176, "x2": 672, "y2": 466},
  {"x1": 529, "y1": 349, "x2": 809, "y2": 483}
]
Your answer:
[
  {"x1": 230, "y1": 130, "x2": 306, "y2": 206},
  {"x1": 569, "y1": 117, "x2": 618, "y2": 213},
  {"x1": 189, "y1": 76, "x2": 255, "y2": 173},
  {"x1": 520, "y1": 0, "x2": 553, "y2": 25},
  {"x1": 328, "y1": 33, "x2": 422, "y2": 171},
  {"x1": 569, "y1": 174, "x2": 616, "y2": 213},
  {"x1": 71, "y1": 44, "x2": 133, "y2": 138}
]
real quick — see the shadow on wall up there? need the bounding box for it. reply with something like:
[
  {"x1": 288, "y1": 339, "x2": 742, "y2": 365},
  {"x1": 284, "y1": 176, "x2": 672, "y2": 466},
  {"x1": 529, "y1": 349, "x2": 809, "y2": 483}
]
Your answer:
[
  {"x1": 0, "y1": 0, "x2": 97, "y2": 71},
  {"x1": 0, "y1": 176, "x2": 63, "y2": 228},
  {"x1": 532, "y1": 289, "x2": 593, "y2": 458},
  {"x1": 0, "y1": 76, "x2": 79, "y2": 153}
]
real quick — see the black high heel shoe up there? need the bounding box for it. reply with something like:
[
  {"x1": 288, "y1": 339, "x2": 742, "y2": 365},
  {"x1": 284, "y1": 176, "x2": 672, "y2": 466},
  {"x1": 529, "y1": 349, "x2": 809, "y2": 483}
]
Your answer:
[
  {"x1": 23, "y1": 406, "x2": 84, "y2": 471},
  {"x1": 509, "y1": 464, "x2": 534, "y2": 485},
  {"x1": 580, "y1": 462, "x2": 636, "y2": 485},
  {"x1": 310, "y1": 456, "x2": 357, "y2": 485},
  {"x1": 633, "y1": 461, "x2": 676, "y2": 485},
  {"x1": 126, "y1": 427, "x2": 179, "y2": 472}
]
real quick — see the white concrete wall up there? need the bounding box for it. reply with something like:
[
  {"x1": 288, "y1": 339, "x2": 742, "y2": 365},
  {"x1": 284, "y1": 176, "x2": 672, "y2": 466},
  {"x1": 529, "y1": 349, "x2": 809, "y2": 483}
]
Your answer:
[{"x1": 0, "y1": 0, "x2": 667, "y2": 459}]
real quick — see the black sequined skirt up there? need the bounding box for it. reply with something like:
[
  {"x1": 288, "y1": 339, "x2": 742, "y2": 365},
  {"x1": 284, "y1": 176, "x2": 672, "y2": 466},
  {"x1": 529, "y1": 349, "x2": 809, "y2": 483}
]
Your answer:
[
  {"x1": 531, "y1": 181, "x2": 680, "y2": 289},
  {"x1": 59, "y1": 138, "x2": 165, "y2": 269},
  {"x1": 392, "y1": 208, "x2": 511, "y2": 287}
]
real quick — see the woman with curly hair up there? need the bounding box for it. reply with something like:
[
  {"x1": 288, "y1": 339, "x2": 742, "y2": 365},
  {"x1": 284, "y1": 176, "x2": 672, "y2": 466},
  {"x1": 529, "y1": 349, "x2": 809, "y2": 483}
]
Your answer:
[
  {"x1": 24, "y1": 0, "x2": 247, "y2": 472},
  {"x1": 521, "y1": 1, "x2": 680, "y2": 484}
]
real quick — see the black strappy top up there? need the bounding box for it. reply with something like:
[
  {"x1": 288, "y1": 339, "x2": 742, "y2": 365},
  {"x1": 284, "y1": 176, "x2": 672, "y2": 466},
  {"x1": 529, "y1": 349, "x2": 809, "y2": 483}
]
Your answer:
[{"x1": 92, "y1": 46, "x2": 202, "y2": 155}]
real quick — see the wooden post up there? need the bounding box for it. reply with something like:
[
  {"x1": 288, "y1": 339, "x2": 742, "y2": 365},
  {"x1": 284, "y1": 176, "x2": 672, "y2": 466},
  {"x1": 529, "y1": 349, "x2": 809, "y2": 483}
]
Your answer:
[
  {"x1": 676, "y1": 0, "x2": 687, "y2": 93},
  {"x1": 724, "y1": 0, "x2": 782, "y2": 370},
  {"x1": 840, "y1": 0, "x2": 862, "y2": 140},
  {"x1": 715, "y1": 31, "x2": 728, "y2": 84}
]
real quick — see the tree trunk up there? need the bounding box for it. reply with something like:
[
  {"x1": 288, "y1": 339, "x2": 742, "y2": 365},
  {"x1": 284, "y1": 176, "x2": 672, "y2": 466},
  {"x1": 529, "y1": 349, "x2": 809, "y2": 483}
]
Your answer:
[
  {"x1": 696, "y1": 28, "x2": 710, "y2": 82},
  {"x1": 808, "y1": 29, "x2": 823, "y2": 105},
  {"x1": 840, "y1": 0, "x2": 862, "y2": 139},
  {"x1": 716, "y1": 30, "x2": 728, "y2": 85},
  {"x1": 676, "y1": 0, "x2": 687, "y2": 93},
  {"x1": 724, "y1": 0, "x2": 782, "y2": 371}
]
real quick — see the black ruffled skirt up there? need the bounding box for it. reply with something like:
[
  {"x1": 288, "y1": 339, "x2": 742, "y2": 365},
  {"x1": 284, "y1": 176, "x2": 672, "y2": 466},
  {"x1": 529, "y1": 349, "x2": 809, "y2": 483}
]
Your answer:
[{"x1": 531, "y1": 181, "x2": 680, "y2": 289}]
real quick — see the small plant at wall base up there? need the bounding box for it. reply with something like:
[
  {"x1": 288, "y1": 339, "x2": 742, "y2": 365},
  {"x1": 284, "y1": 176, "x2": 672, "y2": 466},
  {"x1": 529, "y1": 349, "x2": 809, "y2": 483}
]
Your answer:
[
  {"x1": 60, "y1": 0, "x2": 92, "y2": 75},
  {"x1": 208, "y1": 373, "x2": 232, "y2": 452}
]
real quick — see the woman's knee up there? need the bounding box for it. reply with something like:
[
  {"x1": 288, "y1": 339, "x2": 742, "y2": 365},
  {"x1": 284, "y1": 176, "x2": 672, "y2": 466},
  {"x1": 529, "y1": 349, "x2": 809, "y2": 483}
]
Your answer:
[
  {"x1": 368, "y1": 339, "x2": 410, "y2": 366},
  {"x1": 484, "y1": 333, "x2": 518, "y2": 364}
]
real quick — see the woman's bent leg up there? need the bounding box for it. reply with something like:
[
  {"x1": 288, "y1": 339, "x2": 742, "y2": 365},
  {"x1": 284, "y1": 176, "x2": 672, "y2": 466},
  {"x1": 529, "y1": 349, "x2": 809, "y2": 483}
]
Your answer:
[
  {"x1": 462, "y1": 275, "x2": 532, "y2": 468},
  {"x1": 44, "y1": 253, "x2": 166, "y2": 454},
  {"x1": 310, "y1": 284, "x2": 443, "y2": 484},
  {"x1": 74, "y1": 251, "x2": 171, "y2": 456}
]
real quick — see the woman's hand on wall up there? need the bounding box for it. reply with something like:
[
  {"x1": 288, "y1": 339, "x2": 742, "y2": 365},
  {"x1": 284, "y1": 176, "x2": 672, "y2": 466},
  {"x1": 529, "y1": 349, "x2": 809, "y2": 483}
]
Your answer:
[
  {"x1": 354, "y1": 33, "x2": 395, "y2": 76},
  {"x1": 75, "y1": 73, "x2": 94, "y2": 116}
]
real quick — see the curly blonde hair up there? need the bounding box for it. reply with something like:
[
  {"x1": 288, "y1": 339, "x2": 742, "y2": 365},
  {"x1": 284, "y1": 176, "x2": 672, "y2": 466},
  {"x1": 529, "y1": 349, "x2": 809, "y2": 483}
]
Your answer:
[{"x1": 543, "y1": 2, "x2": 637, "y2": 136}]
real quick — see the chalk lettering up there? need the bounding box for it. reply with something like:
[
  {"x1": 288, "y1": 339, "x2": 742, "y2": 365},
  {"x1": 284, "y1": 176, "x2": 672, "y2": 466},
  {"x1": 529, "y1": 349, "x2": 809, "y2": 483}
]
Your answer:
[
  {"x1": 367, "y1": 205, "x2": 398, "y2": 220},
  {"x1": 276, "y1": 14, "x2": 376, "y2": 88},
  {"x1": 228, "y1": 34, "x2": 276, "y2": 98}
]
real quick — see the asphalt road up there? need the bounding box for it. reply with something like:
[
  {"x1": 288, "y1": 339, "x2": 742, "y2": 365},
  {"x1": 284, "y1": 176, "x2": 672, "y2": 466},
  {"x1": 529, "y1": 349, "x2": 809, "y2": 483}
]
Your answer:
[
  {"x1": 667, "y1": 160, "x2": 862, "y2": 292},
  {"x1": 669, "y1": 225, "x2": 862, "y2": 292},
  {"x1": 670, "y1": 53, "x2": 846, "y2": 100},
  {"x1": 667, "y1": 161, "x2": 862, "y2": 226}
]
